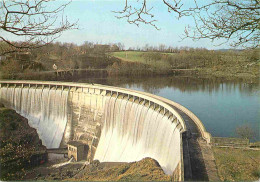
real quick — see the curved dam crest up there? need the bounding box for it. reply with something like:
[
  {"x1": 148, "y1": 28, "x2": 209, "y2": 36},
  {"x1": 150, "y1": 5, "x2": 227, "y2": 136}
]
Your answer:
[{"x1": 0, "y1": 80, "x2": 212, "y2": 179}]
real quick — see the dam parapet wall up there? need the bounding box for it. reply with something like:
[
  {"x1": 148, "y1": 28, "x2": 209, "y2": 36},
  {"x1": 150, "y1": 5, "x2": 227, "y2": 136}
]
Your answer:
[{"x1": 0, "y1": 80, "x2": 211, "y2": 180}]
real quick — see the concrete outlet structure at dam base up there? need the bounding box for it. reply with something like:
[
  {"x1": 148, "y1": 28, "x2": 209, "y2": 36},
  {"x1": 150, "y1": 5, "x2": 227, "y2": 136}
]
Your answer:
[{"x1": 0, "y1": 80, "x2": 219, "y2": 181}]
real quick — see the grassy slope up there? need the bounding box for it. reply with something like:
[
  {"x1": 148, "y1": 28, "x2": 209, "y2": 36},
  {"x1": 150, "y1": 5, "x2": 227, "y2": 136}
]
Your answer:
[
  {"x1": 111, "y1": 51, "x2": 174, "y2": 75},
  {"x1": 213, "y1": 147, "x2": 260, "y2": 181},
  {"x1": 112, "y1": 51, "x2": 147, "y2": 63},
  {"x1": 71, "y1": 158, "x2": 171, "y2": 181},
  {"x1": 112, "y1": 51, "x2": 176, "y2": 64},
  {"x1": 30, "y1": 158, "x2": 171, "y2": 181},
  {"x1": 111, "y1": 51, "x2": 259, "y2": 78}
]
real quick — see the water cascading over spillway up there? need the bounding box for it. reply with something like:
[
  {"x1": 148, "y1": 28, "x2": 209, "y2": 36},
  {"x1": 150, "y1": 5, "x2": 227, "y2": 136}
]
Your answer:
[
  {"x1": 94, "y1": 96, "x2": 181, "y2": 175},
  {"x1": 0, "y1": 87, "x2": 68, "y2": 148},
  {"x1": 0, "y1": 82, "x2": 183, "y2": 175}
]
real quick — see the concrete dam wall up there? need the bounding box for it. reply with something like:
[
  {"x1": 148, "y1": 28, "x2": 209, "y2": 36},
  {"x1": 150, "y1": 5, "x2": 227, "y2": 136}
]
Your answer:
[{"x1": 0, "y1": 80, "x2": 211, "y2": 179}]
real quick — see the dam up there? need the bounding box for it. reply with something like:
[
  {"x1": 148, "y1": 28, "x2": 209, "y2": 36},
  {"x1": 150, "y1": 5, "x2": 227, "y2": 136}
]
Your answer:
[{"x1": 0, "y1": 80, "x2": 216, "y2": 181}]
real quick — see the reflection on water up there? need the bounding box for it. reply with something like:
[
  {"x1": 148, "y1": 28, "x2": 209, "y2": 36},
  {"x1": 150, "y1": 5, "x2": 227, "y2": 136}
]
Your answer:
[
  {"x1": 77, "y1": 76, "x2": 259, "y2": 141},
  {"x1": 77, "y1": 76, "x2": 259, "y2": 95}
]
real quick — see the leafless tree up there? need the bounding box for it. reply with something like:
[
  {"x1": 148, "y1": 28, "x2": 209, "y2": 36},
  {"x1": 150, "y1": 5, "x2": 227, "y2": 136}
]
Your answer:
[
  {"x1": 236, "y1": 124, "x2": 257, "y2": 140},
  {"x1": 117, "y1": 42, "x2": 125, "y2": 50},
  {"x1": 115, "y1": 0, "x2": 260, "y2": 48},
  {"x1": 0, "y1": 0, "x2": 77, "y2": 55}
]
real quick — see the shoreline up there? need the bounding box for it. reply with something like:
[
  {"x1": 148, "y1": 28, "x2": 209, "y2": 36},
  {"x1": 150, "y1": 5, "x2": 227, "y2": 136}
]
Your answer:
[{"x1": 1, "y1": 70, "x2": 259, "y2": 84}]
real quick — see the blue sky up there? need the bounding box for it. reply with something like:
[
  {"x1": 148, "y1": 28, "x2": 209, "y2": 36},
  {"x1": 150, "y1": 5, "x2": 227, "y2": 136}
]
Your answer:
[{"x1": 3, "y1": 0, "x2": 231, "y2": 49}]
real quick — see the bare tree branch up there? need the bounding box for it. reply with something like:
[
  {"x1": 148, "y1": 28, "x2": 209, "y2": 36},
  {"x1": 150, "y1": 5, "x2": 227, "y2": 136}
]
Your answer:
[
  {"x1": 116, "y1": 0, "x2": 260, "y2": 48},
  {"x1": 113, "y1": 0, "x2": 160, "y2": 30},
  {"x1": 0, "y1": 0, "x2": 77, "y2": 55}
]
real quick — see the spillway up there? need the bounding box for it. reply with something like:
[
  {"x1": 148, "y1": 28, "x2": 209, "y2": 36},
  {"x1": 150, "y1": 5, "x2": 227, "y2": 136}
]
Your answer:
[
  {"x1": 0, "y1": 81, "x2": 203, "y2": 179},
  {"x1": 94, "y1": 96, "x2": 180, "y2": 174},
  {"x1": 0, "y1": 87, "x2": 68, "y2": 148}
]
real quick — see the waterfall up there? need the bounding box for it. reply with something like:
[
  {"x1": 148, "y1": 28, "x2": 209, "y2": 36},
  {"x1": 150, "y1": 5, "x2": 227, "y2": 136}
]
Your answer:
[
  {"x1": 0, "y1": 87, "x2": 68, "y2": 148},
  {"x1": 0, "y1": 84, "x2": 182, "y2": 175},
  {"x1": 94, "y1": 96, "x2": 181, "y2": 175}
]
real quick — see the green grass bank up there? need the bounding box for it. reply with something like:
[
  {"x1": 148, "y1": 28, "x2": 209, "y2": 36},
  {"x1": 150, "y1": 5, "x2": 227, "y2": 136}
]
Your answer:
[
  {"x1": 213, "y1": 147, "x2": 260, "y2": 181},
  {"x1": 112, "y1": 50, "x2": 259, "y2": 79}
]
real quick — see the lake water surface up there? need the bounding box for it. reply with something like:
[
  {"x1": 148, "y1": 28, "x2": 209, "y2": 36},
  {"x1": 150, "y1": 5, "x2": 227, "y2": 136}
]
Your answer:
[{"x1": 77, "y1": 76, "x2": 259, "y2": 140}]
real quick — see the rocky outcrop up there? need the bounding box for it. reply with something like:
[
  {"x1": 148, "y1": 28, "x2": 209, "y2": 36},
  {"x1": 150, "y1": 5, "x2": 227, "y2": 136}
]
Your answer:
[
  {"x1": 33, "y1": 158, "x2": 171, "y2": 181},
  {"x1": 71, "y1": 158, "x2": 171, "y2": 181}
]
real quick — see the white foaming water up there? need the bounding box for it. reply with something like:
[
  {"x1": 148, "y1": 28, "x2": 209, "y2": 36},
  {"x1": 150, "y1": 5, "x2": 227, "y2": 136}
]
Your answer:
[
  {"x1": 0, "y1": 87, "x2": 68, "y2": 148},
  {"x1": 52, "y1": 157, "x2": 74, "y2": 168},
  {"x1": 0, "y1": 85, "x2": 181, "y2": 174},
  {"x1": 94, "y1": 96, "x2": 181, "y2": 175}
]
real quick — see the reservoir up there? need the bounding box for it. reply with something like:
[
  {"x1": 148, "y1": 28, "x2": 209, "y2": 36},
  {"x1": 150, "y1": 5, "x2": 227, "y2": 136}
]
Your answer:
[{"x1": 77, "y1": 76, "x2": 259, "y2": 140}]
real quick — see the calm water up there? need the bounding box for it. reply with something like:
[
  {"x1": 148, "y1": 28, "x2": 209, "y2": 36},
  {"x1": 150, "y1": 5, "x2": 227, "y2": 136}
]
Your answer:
[{"x1": 77, "y1": 76, "x2": 259, "y2": 140}]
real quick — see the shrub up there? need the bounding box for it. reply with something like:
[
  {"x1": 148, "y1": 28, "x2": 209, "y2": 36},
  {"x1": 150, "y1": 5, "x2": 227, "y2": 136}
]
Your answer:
[{"x1": 235, "y1": 124, "x2": 257, "y2": 140}]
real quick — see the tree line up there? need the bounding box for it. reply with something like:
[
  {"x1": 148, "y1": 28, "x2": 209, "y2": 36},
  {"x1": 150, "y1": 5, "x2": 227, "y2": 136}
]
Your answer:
[{"x1": 0, "y1": 40, "x2": 258, "y2": 80}]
